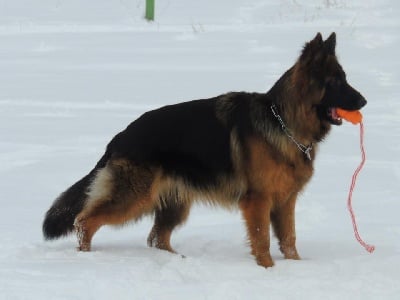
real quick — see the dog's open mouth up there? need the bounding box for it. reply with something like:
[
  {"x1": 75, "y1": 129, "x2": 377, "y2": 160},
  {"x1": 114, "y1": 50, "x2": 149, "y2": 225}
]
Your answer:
[{"x1": 327, "y1": 107, "x2": 342, "y2": 125}]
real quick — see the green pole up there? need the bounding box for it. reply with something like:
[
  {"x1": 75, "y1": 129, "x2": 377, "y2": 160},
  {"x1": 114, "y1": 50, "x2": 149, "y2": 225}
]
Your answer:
[{"x1": 145, "y1": 0, "x2": 155, "y2": 21}]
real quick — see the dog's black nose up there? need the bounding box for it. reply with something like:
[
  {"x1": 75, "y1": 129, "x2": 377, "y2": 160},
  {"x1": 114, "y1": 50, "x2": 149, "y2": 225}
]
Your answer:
[{"x1": 358, "y1": 96, "x2": 367, "y2": 108}]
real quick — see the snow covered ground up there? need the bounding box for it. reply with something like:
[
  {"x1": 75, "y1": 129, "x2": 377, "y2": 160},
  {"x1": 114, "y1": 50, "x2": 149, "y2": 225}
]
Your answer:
[{"x1": 0, "y1": 0, "x2": 399, "y2": 299}]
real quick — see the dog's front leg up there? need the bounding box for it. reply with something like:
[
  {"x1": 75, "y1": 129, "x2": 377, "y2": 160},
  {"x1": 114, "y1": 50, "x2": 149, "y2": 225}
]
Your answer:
[
  {"x1": 239, "y1": 192, "x2": 274, "y2": 268},
  {"x1": 271, "y1": 193, "x2": 300, "y2": 260}
]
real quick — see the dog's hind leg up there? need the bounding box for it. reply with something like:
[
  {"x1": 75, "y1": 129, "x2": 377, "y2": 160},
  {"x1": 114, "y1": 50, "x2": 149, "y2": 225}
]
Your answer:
[
  {"x1": 74, "y1": 159, "x2": 158, "y2": 251},
  {"x1": 147, "y1": 200, "x2": 191, "y2": 253},
  {"x1": 271, "y1": 193, "x2": 300, "y2": 260}
]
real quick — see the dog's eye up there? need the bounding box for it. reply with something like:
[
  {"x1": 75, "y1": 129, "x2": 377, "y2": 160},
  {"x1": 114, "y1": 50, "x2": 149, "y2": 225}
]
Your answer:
[{"x1": 326, "y1": 77, "x2": 341, "y2": 87}]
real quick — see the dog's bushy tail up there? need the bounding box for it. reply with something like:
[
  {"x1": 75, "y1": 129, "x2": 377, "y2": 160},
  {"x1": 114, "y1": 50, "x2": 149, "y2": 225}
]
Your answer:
[{"x1": 42, "y1": 152, "x2": 109, "y2": 240}]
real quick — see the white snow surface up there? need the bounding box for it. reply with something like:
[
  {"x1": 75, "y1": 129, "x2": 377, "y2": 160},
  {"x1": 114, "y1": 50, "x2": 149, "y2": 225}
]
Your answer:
[{"x1": 1, "y1": 0, "x2": 399, "y2": 299}]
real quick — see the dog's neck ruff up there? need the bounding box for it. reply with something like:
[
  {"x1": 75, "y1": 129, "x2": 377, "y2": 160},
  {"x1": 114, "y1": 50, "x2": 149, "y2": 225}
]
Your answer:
[{"x1": 270, "y1": 104, "x2": 313, "y2": 160}]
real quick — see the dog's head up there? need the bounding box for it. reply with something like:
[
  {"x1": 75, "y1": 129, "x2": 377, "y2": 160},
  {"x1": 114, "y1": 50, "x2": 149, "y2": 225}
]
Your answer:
[{"x1": 296, "y1": 32, "x2": 367, "y2": 126}]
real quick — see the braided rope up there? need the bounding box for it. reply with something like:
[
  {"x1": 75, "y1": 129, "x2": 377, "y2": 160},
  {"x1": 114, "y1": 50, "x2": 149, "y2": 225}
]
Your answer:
[{"x1": 347, "y1": 121, "x2": 375, "y2": 253}]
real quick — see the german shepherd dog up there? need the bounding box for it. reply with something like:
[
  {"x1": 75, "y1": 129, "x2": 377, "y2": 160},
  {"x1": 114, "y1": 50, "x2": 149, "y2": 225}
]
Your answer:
[{"x1": 43, "y1": 32, "x2": 367, "y2": 268}]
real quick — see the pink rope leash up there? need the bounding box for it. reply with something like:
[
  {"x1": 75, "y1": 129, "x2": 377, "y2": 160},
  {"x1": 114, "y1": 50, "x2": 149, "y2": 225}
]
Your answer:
[{"x1": 347, "y1": 121, "x2": 375, "y2": 253}]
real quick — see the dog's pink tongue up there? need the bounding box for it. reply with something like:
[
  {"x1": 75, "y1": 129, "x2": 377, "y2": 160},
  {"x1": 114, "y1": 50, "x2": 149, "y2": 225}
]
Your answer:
[{"x1": 332, "y1": 108, "x2": 339, "y2": 120}]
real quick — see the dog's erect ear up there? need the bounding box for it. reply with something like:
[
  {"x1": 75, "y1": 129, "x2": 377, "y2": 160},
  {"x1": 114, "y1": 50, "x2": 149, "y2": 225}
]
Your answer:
[
  {"x1": 313, "y1": 32, "x2": 323, "y2": 46},
  {"x1": 299, "y1": 32, "x2": 324, "y2": 64},
  {"x1": 324, "y1": 32, "x2": 336, "y2": 55}
]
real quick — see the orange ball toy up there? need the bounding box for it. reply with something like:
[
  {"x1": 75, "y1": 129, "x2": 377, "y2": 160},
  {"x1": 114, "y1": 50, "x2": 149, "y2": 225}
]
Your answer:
[{"x1": 336, "y1": 108, "x2": 363, "y2": 125}]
